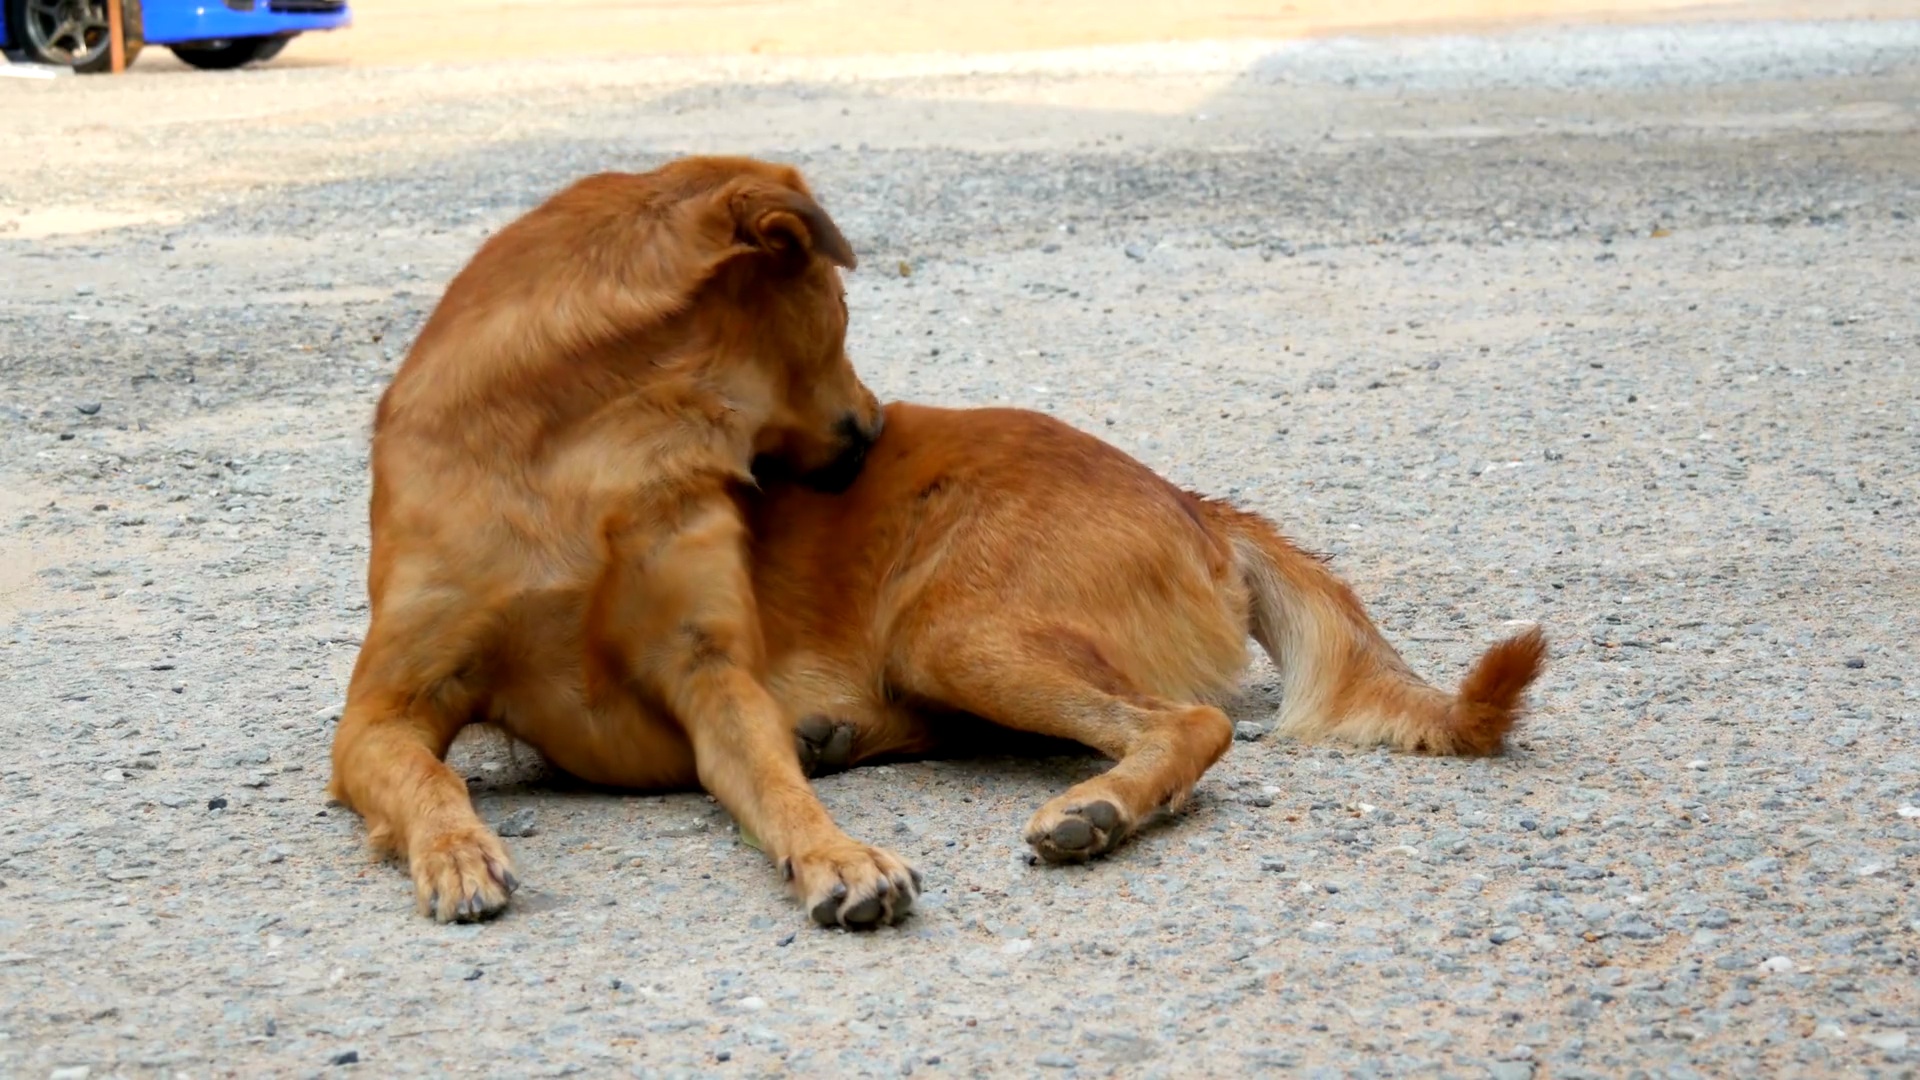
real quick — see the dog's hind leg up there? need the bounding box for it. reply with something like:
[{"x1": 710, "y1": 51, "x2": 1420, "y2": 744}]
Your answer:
[
  {"x1": 329, "y1": 630, "x2": 517, "y2": 923},
  {"x1": 893, "y1": 619, "x2": 1234, "y2": 864}
]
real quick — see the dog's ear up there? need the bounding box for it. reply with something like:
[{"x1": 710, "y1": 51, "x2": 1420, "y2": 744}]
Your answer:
[{"x1": 728, "y1": 185, "x2": 858, "y2": 271}]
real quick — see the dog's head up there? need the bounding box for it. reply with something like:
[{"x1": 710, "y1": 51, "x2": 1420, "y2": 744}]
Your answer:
[
  {"x1": 558, "y1": 156, "x2": 882, "y2": 493},
  {"x1": 706, "y1": 166, "x2": 882, "y2": 494}
]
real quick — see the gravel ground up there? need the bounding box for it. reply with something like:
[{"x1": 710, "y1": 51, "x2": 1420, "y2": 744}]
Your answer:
[{"x1": 3, "y1": 19, "x2": 1919, "y2": 1079}]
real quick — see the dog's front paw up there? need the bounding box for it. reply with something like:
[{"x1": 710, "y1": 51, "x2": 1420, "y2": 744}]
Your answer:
[
  {"x1": 781, "y1": 840, "x2": 920, "y2": 929},
  {"x1": 409, "y1": 822, "x2": 519, "y2": 923},
  {"x1": 1024, "y1": 797, "x2": 1130, "y2": 864}
]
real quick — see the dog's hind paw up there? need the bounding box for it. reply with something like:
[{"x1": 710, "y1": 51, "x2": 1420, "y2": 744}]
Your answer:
[
  {"x1": 1024, "y1": 798, "x2": 1129, "y2": 865},
  {"x1": 795, "y1": 715, "x2": 856, "y2": 778}
]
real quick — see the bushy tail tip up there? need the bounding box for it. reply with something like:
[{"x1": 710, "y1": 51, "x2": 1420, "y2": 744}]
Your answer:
[{"x1": 1447, "y1": 625, "x2": 1549, "y2": 756}]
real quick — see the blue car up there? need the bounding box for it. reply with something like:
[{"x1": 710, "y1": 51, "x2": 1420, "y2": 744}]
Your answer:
[{"x1": 2, "y1": 0, "x2": 350, "y2": 72}]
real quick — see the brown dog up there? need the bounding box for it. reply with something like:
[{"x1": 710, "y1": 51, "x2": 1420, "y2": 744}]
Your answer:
[
  {"x1": 329, "y1": 156, "x2": 921, "y2": 928},
  {"x1": 747, "y1": 403, "x2": 1547, "y2": 865},
  {"x1": 331, "y1": 155, "x2": 1547, "y2": 931}
]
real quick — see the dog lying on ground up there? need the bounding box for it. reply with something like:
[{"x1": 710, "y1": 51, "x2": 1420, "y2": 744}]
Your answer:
[{"x1": 329, "y1": 155, "x2": 1547, "y2": 931}]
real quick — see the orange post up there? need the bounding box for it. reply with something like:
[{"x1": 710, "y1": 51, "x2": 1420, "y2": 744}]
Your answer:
[{"x1": 107, "y1": 0, "x2": 127, "y2": 73}]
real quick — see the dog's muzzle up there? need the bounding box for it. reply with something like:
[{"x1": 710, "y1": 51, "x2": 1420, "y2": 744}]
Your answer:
[
  {"x1": 752, "y1": 412, "x2": 884, "y2": 494},
  {"x1": 799, "y1": 413, "x2": 883, "y2": 494}
]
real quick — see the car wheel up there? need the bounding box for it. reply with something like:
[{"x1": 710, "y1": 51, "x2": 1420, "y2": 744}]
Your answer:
[
  {"x1": 168, "y1": 34, "x2": 289, "y2": 70},
  {"x1": 4, "y1": 0, "x2": 143, "y2": 73}
]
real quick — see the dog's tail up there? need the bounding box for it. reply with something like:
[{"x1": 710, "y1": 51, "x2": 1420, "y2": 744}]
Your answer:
[{"x1": 1205, "y1": 501, "x2": 1546, "y2": 756}]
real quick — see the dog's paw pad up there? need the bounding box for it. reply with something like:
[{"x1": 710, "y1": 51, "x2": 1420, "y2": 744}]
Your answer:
[
  {"x1": 1026, "y1": 799, "x2": 1127, "y2": 865},
  {"x1": 795, "y1": 715, "x2": 856, "y2": 778}
]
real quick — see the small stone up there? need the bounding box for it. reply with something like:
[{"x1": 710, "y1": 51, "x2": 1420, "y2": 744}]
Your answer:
[
  {"x1": 493, "y1": 808, "x2": 538, "y2": 837},
  {"x1": 1758, "y1": 956, "x2": 1794, "y2": 974},
  {"x1": 1616, "y1": 919, "x2": 1662, "y2": 941},
  {"x1": 330, "y1": 1050, "x2": 359, "y2": 1065},
  {"x1": 1488, "y1": 1063, "x2": 1535, "y2": 1080},
  {"x1": 1490, "y1": 925, "x2": 1525, "y2": 945},
  {"x1": 1686, "y1": 760, "x2": 1710, "y2": 770},
  {"x1": 1233, "y1": 721, "x2": 1268, "y2": 742},
  {"x1": 156, "y1": 793, "x2": 189, "y2": 808},
  {"x1": 74, "y1": 284, "x2": 96, "y2": 296},
  {"x1": 714, "y1": 1050, "x2": 732, "y2": 1062},
  {"x1": 1861, "y1": 1032, "x2": 1909, "y2": 1051},
  {"x1": 1036, "y1": 1053, "x2": 1075, "y2": 1069},
  {"x1": 1815, "y1": 1023, "x2": 1846, "y2": 1040},
  {"x1": 738, "y1": 996, "x2": 766, "y2": 1011},
  {"x1": 1843, "y1": 658, "x2": 1865, "y2": 669},
  {"x1": 1124, "y1": 244, "x2": 1147, "y2": 261},
  {"x1": 1898, "y1": 805, "x2": 1920, "y2": 819},
  {"x1": 776, "y1": 931, "x2": 796, "y2": 947},
  {"x1": 50, "y1": 1068, "x2": 92, "y2": 1080},
  {"x1": 75, "y1": 401, "x2": 101, "y2": 415},
  {"x1": 99, "y1": 768, "x2": 126, "y2": 784},
  {"x1": 207, "y1": 796, "x2": 229, "y2": 811},
  {"x1": 464, "y1": 967, "x2": 484, "y2": 981}
]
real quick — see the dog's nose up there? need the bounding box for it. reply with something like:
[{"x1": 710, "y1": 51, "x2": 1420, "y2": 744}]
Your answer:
[{"x1": 837, "y1": 411, "x2": 883, "y2": 449}]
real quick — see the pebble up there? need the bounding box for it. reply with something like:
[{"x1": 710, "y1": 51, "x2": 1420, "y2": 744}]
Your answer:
[
  {"x1": 75, "y1": 401, "x2": 101, "y2": 415},
  {"x1": 50, "y1": 1068, "x2": 91, "y2": 1080},
  {"x1": 1036, "y1": 1053, "x2": 1076, "y2": 1068},
  {"x1": 1233, "y1": 721, "x2": 1268, "y2": 742},
  {"x1": 493, "y1": 808, "x2": 538, "y2": 837},
  {"x1": 206, "y1": 797, "x2": 228, "y2": 811},
  {"x1": 1615, "y1": 919, "x2": 1663, "y2": 940},
  {"x1": 1124, "y1": 243, "x2": 1148, "y2": 260},
  {"x1": 330, "y1": 1050, "x2": 359, "y2": 1065},
  {"x1": 1488, "y1": 1063, "x2": 1536, "y2": 1080}
]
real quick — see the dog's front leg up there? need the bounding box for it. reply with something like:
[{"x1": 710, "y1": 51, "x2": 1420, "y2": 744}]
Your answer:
[{"x1": 594, "y1": 497, "x2": 920, "y2": 929}]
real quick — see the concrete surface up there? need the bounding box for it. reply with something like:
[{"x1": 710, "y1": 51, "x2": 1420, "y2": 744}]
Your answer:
[{"x1": 2, "y1": 16, "x2": 1918, "y2": 1080}]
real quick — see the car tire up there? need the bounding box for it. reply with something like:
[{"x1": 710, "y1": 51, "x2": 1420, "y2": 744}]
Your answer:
[
  {"x1": 4, "y1": 0, "x2": 143, "y2": 73},
  {"x1": 168, "y1": 34, "x2": 289, "y2": 70}
]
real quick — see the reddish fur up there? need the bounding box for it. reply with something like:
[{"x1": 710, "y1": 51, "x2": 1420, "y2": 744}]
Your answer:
[{"x1": 744, "y1": 403, "x2": 1550, "y2": 859}]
